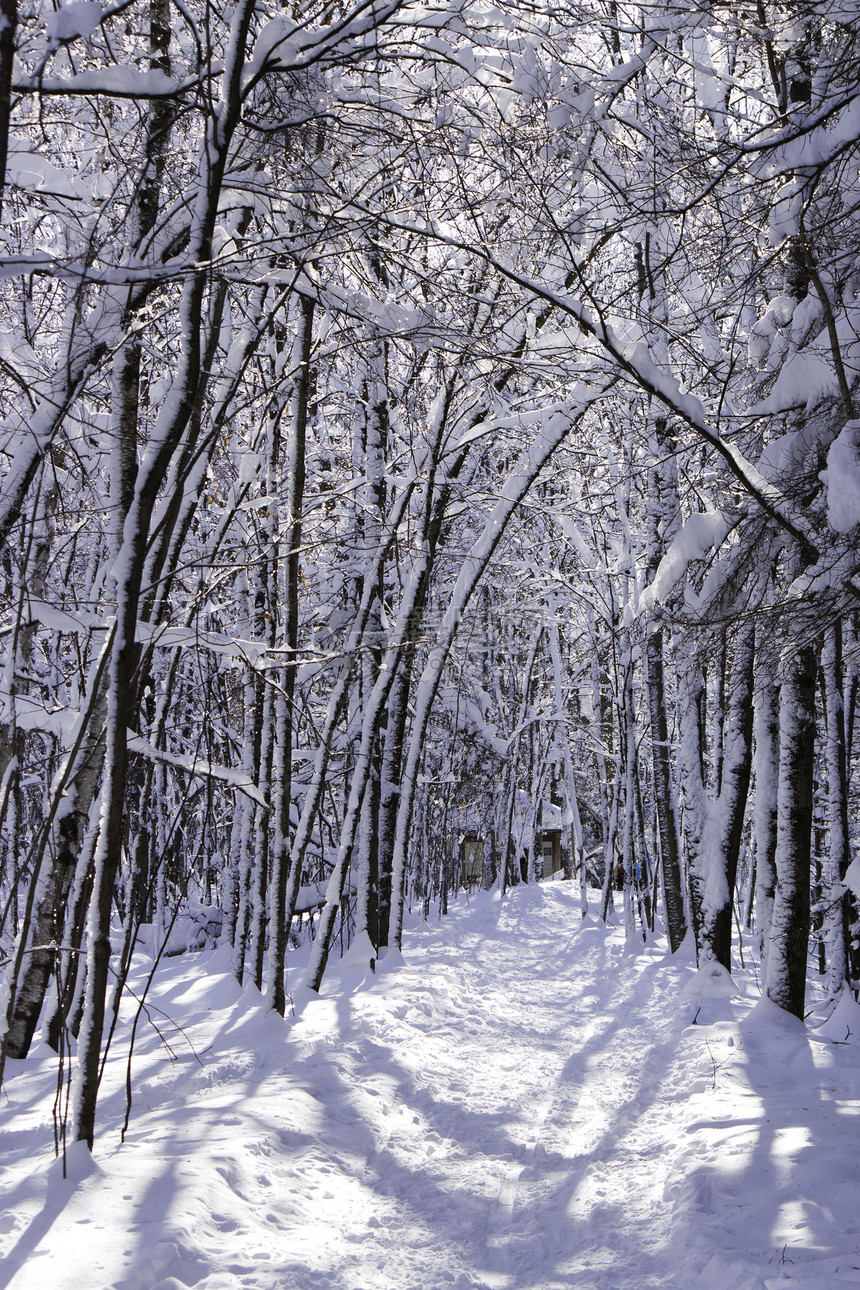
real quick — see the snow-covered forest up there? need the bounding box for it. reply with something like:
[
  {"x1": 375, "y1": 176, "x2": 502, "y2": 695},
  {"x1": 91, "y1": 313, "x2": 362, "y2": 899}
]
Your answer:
[{"x1": 2, "y1": 0, "x2": 860, "y2": 1176}]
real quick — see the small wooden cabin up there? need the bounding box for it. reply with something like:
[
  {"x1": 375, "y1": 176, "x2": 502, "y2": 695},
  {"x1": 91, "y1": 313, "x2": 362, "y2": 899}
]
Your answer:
[
  {"x1": 459, "y1": 802, "x2": 566, "y2": 887},
  {"x1": 460, "y1": 834, "x2": 485, "y2": 884},
  {"x1": 538, "y1": 828, "x2": 563, "y2": 878}
]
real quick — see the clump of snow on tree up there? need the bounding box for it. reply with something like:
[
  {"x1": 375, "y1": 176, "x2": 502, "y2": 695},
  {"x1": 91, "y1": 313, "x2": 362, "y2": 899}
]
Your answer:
[
  {"x1": 639, "y1": 510, "x2": 728, "y2": 610},
  {"x1": 823, "y1": 420, "x2": 860, "y2": 532},
  {"x1": 46, "y1": 1, "x2": 102, "y2": 42},
  {"x1": 843, "y1": 854, "x2": 860, "y2": 899}
]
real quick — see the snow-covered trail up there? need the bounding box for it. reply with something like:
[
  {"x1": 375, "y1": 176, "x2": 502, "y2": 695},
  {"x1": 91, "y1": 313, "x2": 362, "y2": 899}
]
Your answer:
[{"x1": 3, "y1": 884, "x2": 860, "y2": 1290}]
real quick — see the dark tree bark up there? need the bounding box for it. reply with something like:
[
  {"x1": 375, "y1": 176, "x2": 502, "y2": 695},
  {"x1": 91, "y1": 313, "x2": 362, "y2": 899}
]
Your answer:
[
  {"x1": 268, "y1": 294, "x2": 313, "y2": 1017},
  {"x1": 765, "y1": 644, "x2": 817, "y2": 1020},
  {"x1": 646, "y1": 626, "x2": 686, "y2": 953},
  {"x1": 706, "y1": 625, "x2": 755, "y2": 970}
]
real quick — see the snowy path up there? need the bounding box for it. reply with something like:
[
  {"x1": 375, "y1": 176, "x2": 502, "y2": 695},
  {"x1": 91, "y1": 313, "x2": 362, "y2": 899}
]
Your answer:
[{"x1": 3, "y1": 885, "x2": 860, "y2": 1290}]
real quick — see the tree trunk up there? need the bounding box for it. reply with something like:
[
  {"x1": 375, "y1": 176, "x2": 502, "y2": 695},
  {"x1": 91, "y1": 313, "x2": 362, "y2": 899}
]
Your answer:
[
  {"x1": 268, "y1": 295, "x2": 313, "y2": 1016},
  {"x1": 702, "y1": 624, "x2": 754, "y2": 970},
  {"x1": 822, "y1": 623, "x2": 852, "y2": 999},
  {"x1": 765, "y1": 644, "x2": 817, "y2": 1020},
  {"x1": 754, "y1": 677, "x2": 779, "y2": 971},
  {"x1": 646, "y1": 625, "x2": 686, "y2": 951}
]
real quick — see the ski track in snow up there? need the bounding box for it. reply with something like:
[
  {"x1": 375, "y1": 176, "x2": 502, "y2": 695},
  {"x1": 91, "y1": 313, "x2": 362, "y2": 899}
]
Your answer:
[{"x1": 3, "y1": 884, "x2": 860, "y2": 1290}]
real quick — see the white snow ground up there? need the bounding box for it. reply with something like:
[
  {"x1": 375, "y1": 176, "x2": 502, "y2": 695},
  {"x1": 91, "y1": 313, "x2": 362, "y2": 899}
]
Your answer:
[{"x1": 3, "y1": 883, "x2": 860, "y2": 1290}]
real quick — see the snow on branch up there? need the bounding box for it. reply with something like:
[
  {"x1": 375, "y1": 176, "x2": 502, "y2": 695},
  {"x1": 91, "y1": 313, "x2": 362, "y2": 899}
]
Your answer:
[
  {"x1": 638, "y1": 511, "x2": 730, "y2": 614},
  {"x1": 14, "y1": 68, "x2": 200, "y2": 99},
  {"x1": 127, "y1": 732, "x2": 269, "y2": 811},
  {"x1": 350, "y1": 203, "x2": 819, "y2": 561}
]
